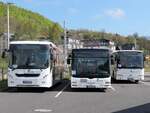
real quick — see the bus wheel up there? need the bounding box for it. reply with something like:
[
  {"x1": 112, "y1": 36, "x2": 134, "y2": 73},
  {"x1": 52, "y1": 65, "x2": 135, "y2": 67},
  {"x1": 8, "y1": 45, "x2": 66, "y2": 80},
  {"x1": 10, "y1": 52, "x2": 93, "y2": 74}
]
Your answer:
[
  {"x1": 16, "y1": 87, "x2": 22, "y2": 91},
  {"x1": 100, "y1": 88, "x2": 106, "y2": 92},
  {"x1": 135, "y1": 80, "x2": 139, "y2": 84}
]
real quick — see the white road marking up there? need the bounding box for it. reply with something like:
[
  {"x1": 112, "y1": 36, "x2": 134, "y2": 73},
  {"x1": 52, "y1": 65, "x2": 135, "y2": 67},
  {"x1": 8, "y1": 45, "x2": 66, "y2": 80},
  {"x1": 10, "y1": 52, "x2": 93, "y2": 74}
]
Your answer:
[
  {"x1": 109, "y1": 86, "x2": 116, "y2": 91},
  {"x1": 54, "y1": 82, "x2": 70, "y2": 98},
  {"x1": 140, "y1": 81, "x2": 150, "y2": 86},
  {"x1": 34, "y1": 109, "x2": 52, "y2": 112}
]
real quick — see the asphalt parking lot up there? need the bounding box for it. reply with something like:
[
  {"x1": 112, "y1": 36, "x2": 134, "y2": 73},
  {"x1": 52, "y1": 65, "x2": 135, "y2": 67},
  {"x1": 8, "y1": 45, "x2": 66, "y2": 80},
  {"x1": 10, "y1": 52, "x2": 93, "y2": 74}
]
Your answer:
[{"x1": 0, "y1": 73, "x2": 150, "y2": 113}]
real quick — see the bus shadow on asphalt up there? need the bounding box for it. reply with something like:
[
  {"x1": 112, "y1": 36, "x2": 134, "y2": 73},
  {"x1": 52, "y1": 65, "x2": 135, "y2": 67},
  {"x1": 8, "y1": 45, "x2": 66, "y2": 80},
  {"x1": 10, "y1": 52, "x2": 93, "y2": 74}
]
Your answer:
[
  {"x1": 0, "y1": 79, "x2": 138, "y2": 93},
  {"x1": 66, "y1": 88, "x2": 107, "y2": 93},
  {"x1": 1, "y1": 81, "x2": 64, "y2": 93},
  {"x1": 112, "y1": 103, "x2": 150, "y2": 113},
  {"x1": 1, "y1": 87, "x2": 49, "y2": 93},
  {"x1": 111, "y1": 79, "x2": 138, "y2": 84}
]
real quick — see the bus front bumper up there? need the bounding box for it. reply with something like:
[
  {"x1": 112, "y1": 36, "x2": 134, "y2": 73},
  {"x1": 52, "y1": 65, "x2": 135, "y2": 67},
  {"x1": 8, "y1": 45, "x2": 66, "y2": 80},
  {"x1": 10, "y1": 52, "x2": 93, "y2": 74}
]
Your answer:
[
  {"x1": 8, "y1": 77, "x2": 52, "y2": 88},
  {"x1": 71, "y1": 77, "x2": 111, "y2": 89}
]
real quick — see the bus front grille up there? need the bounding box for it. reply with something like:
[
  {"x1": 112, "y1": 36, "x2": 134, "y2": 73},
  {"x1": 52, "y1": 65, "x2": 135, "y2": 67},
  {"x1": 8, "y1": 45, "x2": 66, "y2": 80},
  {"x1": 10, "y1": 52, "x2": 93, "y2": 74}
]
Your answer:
[{"x1": 16, "y1": 74, "x2": 40, "y2": 77}]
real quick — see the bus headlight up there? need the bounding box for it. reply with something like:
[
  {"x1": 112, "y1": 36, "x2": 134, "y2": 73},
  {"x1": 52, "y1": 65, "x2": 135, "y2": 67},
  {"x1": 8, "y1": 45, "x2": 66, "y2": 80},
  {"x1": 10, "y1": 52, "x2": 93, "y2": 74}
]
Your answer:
[
  {"x1": 105, "y1": 81, "x2": 110, "y2": 84},
  {"x1": 8, "y1": 74, "x2": 14, "y2": 79},
  {"x1": 72, "y1": 81, "x2": 77, "y2": 84},
  {"x1": 72, "y1": 70, "x2": 76, "y2": 75},
  {"x1": 43, "y1": 74, "x2": 48, "y2": 79},
  {"x1": 117, "y1": 74, "x2": 122, "y2": 76}
]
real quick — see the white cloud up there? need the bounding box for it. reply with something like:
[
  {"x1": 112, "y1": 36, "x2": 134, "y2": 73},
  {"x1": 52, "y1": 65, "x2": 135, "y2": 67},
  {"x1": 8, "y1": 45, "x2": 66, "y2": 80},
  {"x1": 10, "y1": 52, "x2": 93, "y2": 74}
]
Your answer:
[{"x1": 105, "y1": 8, "x2": 125, "y2": 19}]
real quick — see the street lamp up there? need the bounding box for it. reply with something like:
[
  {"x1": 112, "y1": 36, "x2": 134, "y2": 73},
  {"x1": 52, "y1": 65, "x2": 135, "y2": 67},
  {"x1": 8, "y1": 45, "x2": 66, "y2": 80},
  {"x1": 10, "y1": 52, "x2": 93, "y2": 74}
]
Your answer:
[
  {"x1": 63, "y1": 20, "x2": 68, "y2": 69},
  {"x1": 7, "y1": 2, "x2": 14, "y2": 50}
]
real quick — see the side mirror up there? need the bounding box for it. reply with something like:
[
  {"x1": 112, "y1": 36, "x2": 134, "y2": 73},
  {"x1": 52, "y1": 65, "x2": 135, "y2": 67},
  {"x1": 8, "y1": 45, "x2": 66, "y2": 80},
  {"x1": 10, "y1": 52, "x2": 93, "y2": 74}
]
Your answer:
[
  {"x1": 2, "y1": 50, "x2": 6, "y2": 58},
  {"x1": 67, "y1": 54, "x2": 72, "y2": 64},
  {"x1": 111, "y1": 59, "x2": 114, "y2": 65},
  {"x1": 67, "y1": 58, "x2": 70, "y2": 64},
  {"x1": 144, "y1": 55, "x2": 146, "y2": 62},
  {"x1": 111, "y1": 55, "x2": 114, "y2": 65},
  {"x1": 51, "y1": 53, "x2": 53, "y2": 60}
]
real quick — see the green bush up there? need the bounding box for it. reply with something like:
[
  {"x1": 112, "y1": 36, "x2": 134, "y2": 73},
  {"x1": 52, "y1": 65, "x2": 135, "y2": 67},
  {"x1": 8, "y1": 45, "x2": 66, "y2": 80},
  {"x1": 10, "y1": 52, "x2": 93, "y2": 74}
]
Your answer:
[{"x1": 0, "y1": 58, "x2": 8, "y2": 69}]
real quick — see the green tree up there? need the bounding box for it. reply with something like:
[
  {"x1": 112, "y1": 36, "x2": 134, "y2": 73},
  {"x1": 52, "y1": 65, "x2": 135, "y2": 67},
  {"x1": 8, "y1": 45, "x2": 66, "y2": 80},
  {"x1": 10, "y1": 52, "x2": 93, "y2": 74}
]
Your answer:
[{"x1": 48, "y1": 23, "x2": 62, "y2": 43}]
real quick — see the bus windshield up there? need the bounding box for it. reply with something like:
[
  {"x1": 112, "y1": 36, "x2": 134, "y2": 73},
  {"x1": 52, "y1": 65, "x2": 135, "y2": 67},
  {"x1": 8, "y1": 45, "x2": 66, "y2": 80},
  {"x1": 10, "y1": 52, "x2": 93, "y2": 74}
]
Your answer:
[
  {"x1": 10, "y1": 44, "x2": 50, "y2": 69},
  {"x1": 117, "y1": 51, "x2": 144, "y2": 69},
  {"x1": 72, "y1": 50, "x2": 110, "y2": 78}
]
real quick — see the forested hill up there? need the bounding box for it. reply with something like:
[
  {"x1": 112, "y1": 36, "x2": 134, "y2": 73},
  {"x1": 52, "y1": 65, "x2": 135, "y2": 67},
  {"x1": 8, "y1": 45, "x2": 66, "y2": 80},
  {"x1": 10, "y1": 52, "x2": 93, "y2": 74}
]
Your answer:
[
  {"x1": 0, "y1": 2, "x2": 62, "y2": 42},
  {"x1": 0, "y1": 2, "x2": 150, "y2": 53}
]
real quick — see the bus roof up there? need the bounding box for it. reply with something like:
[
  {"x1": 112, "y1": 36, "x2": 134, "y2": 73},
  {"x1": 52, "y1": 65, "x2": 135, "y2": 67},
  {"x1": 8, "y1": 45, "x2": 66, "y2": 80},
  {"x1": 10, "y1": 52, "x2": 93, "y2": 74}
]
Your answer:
[
  {"x1": 72, "y1": 48, "x2": 110, "y2": 51},
  {"x1": 10, "y1": 41, "x2": 56, "y2": 47},
  {"x1": 113, "y1": 50, "x2": 143, "y2": 53},
  {"x1": 9, "y1": 41, "x2": 63, "y2": 52}
]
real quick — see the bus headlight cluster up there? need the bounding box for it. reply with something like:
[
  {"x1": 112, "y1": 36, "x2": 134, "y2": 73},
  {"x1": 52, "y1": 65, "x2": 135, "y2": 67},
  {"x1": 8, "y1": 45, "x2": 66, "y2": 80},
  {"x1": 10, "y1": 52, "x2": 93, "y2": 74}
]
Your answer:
[
  {"x1": 8, "y1": 73, "x2": 14, "y2": 79},
  {"x1": 72, "y1": 70, "x2": 76, "y2": 75},
  {"x1": 43, "y1": 74, "x2": 48, "y2": 79},
  {"x1": 105, "y1": 81, "x2": 110, "y2": 84}
]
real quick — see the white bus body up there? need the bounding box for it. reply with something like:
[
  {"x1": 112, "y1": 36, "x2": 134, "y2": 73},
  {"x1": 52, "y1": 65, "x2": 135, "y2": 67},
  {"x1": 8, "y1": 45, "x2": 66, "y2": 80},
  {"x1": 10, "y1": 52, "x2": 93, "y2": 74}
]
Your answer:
[
  {"x1": 8, "y1": 41, "x2": 63, "y2": 88},
  {"x1": 112, "y1": 50, "x2": 144, "y2": 82},
  {"x1": 70, "y1": 48, "x2": 112, "y2": 89}
]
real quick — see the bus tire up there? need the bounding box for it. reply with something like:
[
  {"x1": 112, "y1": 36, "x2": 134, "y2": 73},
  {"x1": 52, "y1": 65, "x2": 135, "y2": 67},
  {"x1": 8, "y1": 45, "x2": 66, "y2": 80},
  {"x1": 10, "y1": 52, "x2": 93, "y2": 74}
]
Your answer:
[
  {"x1": 101, "y1": 88, "x2": 107, "y2": 92},
  {"x1": 16, "y1": 87, "x2": 22, "y2": 91},
  {"x1": 135, "y1": 80, "x2": 139, "y2": 84}
]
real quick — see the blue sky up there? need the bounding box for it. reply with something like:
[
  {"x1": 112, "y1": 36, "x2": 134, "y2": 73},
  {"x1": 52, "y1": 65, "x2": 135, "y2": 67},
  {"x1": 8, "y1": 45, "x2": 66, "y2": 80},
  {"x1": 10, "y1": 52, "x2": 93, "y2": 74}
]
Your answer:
[{"x1": 1, "y1": 0, "x2": 150, "y2": 36}]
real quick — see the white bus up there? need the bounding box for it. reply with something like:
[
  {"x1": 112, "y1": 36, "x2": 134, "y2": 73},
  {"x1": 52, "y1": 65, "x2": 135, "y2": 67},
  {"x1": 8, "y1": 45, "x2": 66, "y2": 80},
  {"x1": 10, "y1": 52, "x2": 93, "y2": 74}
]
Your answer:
[
  {"x1": 7, "y1": 41, "x2": 64, "y2": 88},
  {"x1": 68, "y1": 48, "x2": 112, "y2": 89},
  {"x1": 112, "y1": 50, "x2": 144, "y2": 83}
]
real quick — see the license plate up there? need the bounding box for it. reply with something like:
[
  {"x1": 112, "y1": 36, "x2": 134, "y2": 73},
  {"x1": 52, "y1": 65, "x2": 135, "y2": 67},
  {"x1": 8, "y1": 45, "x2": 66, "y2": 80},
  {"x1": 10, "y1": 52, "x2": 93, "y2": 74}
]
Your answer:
[
  {"x1": 80, "y1": 79, "x2": 87, "y2": 83},
  {"x1": 23, "y1": 81, "x2": 32, "y2": 84},
  {"x1": 87, "y1": 85, "x2": 96, "y2": 88}
]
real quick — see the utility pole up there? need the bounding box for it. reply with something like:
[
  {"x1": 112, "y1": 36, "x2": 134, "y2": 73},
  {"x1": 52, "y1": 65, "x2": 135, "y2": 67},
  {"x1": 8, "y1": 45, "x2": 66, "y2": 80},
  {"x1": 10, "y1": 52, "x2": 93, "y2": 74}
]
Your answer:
[
  {"x1": 63, "y1": 21, "x2": 67, "y2": 69},
  {"x1": 134, "y1": 38, "x2": 137, "y2": 49},
  {"x1": 133, "y1": 32, "x2": 138, "y2": 50},
  {"x1": 7, "y1": 3, "x2": 10, "y2": 50}
]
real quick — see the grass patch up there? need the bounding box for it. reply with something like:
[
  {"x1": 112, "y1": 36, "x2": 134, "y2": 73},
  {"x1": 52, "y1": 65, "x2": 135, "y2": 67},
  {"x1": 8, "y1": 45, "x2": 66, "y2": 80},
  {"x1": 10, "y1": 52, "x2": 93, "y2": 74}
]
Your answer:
[
  {"x1": 145, "y1": 62, "x2": 150, "y2": 72},
  {"x1": 63, "y1": 67, "x2": 71, "y2": 80},
  {"x1": 145, "y1": 67, "x2": 150, "y2": 72},
  {"x1": 63, "y1": 72, "x2": 71, "y2": 80},
  {"x1": 0, "y1": 80, "x2": 7, "y2": 90},
  {"x1": 0, "y1": 58, "x2": 8, "y2": 69}
]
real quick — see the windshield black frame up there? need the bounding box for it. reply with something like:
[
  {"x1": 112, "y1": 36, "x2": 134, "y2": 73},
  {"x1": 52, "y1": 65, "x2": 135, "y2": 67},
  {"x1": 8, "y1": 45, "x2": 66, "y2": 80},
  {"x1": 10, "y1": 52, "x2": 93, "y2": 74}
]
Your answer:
[
  {"x1": 9, "y1": 44, "x2": 51, "y2": 69},
  {"x1": 116, "y1": 51, "x2": 144, "y2": 69},
  {"x1": 71, "y1": 49, "x2": 111, "y2": 78}
]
